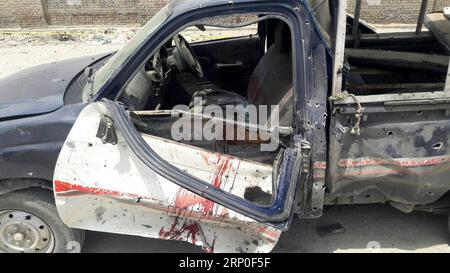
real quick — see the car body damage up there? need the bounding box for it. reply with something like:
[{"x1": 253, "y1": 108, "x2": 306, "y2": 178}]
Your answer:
[
  {"x1": 50, "y1": 0, "x2": 450, "y2": 251},
  {"x1": 2, "y1": 0, "x2": 450, "y2": 254},
  {"x1": 325, "y1": 0, "x2": 450, "y2": 210},
  {"x1": 53, "y1": 102, "x2": 295, "y2": 252},
  {"x1": 326, "y1": 99, "x2": 450, "y2": 207},
  {"x1": 44, "y1": 0, "x2": 316, "y2": 253}
]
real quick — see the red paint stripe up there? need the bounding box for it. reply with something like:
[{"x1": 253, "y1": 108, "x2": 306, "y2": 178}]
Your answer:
[
  {"x1": 54, "y1": 180, "x2": 264, "y2": 235},
  {"x1": 313, "y1": 162, "x2": 327, "y2": 170},
  {"x1": 54, "y1": 180, "x2": 140, "y2": 199}
]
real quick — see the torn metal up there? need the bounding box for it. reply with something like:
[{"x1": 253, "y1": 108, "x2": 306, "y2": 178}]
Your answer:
[
  {"x1": 54, "y1": 103, "x2": 286, "y2": 253},
  {"x1": 327, "y1": 100, "x2": 450, "y2": 206}
]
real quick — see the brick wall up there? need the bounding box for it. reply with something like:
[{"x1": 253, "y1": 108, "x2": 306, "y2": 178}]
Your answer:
[
  {"x1": 0, "y1": 0, "x2": 167, "y2": 27},
  {"x1": 45, "y1": 0, "x2": 166, "y2": 25},
  {"x1": 0, "y1": 0, "x2": 449, "y2": 28},
  {"x1": 0, "y1": 0, "x2": 48, "y2": 27},
  {"x1": 348, "y1": 0, "x2": 450, "y2": 24}
]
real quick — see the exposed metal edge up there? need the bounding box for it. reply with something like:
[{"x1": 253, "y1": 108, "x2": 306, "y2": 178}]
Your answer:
[{"x1": 333, "y1": 91, "x2": 450, "y2": 105}]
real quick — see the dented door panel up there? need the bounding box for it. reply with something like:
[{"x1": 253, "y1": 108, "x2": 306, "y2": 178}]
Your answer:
[
  {"x1": 327, "y1": 102, "x2": 450, "y2": 205},
  {"x1": 52, "y1": 102, "x2": 303, "y2": 253}
]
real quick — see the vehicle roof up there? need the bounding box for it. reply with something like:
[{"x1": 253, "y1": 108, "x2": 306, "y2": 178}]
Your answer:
[
  {"x1": 169, "y1": 0, "x2": 303, "y2": 14},
  {"x1": 167, "y1": 0, "x2": 331, "y2": 43}
]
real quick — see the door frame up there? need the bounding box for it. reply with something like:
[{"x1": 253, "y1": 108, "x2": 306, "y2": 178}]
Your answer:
[{"x1": 91, "y1": 0, "x2": 331, "y2": 220}]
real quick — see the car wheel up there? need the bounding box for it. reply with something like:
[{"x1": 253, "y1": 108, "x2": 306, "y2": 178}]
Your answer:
[{"x1": 0, "y1": 188, "x2": 84, "y2": 253}]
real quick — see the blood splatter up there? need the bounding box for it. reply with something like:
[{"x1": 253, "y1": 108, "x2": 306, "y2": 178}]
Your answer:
[
  {"x1": 159, "y1": 216, "x2": 200, "y2": 244},
  {"x1": 174, "y1": 155, "x2": 233, "y2": 217}
]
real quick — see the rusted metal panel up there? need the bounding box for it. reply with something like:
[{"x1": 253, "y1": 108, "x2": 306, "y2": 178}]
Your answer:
[{"x1": 53, "y1": 103, "x2": 281, "y2": 253}]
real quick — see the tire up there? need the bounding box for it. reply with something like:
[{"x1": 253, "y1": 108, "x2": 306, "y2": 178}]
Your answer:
[{"x1": 0, "y1": 188, "x2": 85, "y2": 253}]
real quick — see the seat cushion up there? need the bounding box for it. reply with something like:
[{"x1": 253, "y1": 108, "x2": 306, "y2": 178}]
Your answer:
[{"x1": 121, "y1": 69, "x2": 154, "y2": 111}]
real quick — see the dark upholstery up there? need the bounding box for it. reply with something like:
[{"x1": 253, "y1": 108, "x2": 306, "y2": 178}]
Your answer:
[
  {"x1": 189, "y1": 21, "x2": 294, "y2": 126},
  {"x1": 121, "y1": 69, "x2": 154, "y2": 111}
]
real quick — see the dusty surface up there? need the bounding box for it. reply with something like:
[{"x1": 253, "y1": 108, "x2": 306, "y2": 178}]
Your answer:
[
  {"x1": 0, "y1": 27, "x2": 135, "y2": 79},
  {"x1": 1, "y1": 25, "x2": 449, "y2": 253},
  {"x1": 83, "y1": 204, "x2": 450, "y2": 253}
]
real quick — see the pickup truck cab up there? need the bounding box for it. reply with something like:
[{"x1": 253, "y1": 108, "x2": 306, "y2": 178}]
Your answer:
[{"x1": 0, "y1": 0, "x2": 449, "y2": 253}]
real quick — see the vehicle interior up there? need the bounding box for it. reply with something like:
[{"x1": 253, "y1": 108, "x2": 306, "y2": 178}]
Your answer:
[
  {"x1": 343, "y1": 13, "x2": 450, "y2": 95},
  {"x1": 119, "y1": 15, "x2": 295, "y2": 165}
]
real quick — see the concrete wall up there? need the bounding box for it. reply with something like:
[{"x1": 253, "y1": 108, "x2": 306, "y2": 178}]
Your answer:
[{"x1": 0, "y1": 0, "x2": 449, "y2": 28}]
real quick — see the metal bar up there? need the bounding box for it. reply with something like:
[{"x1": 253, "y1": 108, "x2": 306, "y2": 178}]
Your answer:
[
  {"x1": 352, "y1": 0, "x2": 362, "y2": 47},
  {"x1": 346, "y1": 48, "x2": 449, "y2": 74},
  {"x1": 331, "y1": 91, "x2": 450, "y2": 105},
  {"x1": 346, "y1": 31, "x2": 434, "y2": 43},
  {"x1": 416, "y1": 0, "x2": 429, "y2": 34},
  {"x1": 40, "y1": 0, "x2": 50, "y2": 25},
  {"x1": 445, "y1": 60, "x2": 450, "y2": 92},
  {"x1": 332, "y1": 0, "x2": 348, "y2": 96}
]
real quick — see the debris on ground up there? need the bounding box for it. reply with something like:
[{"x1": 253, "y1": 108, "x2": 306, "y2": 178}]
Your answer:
[{"x1": 316, "y1": 223, "x2": 346, "y2": 238}]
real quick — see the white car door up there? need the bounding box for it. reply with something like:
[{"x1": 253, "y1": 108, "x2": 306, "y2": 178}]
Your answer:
[{"x1": 53, "y1": 100, "x2": 309, "y2": 253}]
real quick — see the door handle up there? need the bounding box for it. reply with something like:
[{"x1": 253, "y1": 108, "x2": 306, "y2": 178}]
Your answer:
[{"x1": 215, "y1": 61, "x2": 244, "y2": 69}]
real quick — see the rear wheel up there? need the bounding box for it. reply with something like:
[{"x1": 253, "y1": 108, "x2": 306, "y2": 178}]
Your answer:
[{"x1": 0, "y1": 188, "x2": 84, "y2": 253}]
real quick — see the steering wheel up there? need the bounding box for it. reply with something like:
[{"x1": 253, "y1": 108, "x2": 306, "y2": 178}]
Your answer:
[{"x1": 173, "y1": 34, "x2": 204, "y2": 78}]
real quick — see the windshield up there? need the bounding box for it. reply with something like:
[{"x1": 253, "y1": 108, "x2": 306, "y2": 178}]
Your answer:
[{"x1": 92, "y1": 5, "x2": 172, "y2": 95}]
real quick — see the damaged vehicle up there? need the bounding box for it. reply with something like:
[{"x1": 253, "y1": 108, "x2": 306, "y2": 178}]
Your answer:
[{"x1": 0, "y1": 0, "x2": 449, "y2": 253}]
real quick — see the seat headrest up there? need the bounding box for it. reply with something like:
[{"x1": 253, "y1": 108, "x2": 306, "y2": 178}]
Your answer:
[{"x1": 273, "y1": 21, "x2": 292, "y2": 54}]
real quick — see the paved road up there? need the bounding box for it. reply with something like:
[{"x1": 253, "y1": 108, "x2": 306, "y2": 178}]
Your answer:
[{"x1": 83, "y1": 204, "x2": 450, "y2": 253}]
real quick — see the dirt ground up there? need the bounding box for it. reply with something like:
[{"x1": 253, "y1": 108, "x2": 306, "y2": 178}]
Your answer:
[
  {"x1": 1, "y1": 25, "x2": 449, "y2": 253},
  {"x1": 0, "y1": 26, "x2": 256, "y2": 79}
]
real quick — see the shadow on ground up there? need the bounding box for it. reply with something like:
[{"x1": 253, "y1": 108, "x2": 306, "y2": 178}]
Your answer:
[{"x1": 82, "y1": 204, "x2": 450, "y2": 253}]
